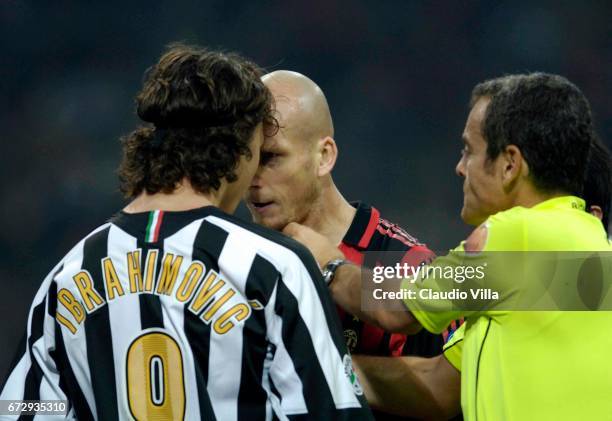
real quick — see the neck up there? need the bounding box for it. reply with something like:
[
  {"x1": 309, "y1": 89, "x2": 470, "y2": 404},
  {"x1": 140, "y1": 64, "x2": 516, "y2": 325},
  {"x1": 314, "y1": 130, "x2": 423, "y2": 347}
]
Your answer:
[
  {"x1": 512, "y1": 182, "x2": 568, "y2": 209},
  {"x1": 123, "y1": 180, "x2": 228, "y2": 213},
  {"x1": 301, "y1": 180, "x2": 356, "y2": 246}
]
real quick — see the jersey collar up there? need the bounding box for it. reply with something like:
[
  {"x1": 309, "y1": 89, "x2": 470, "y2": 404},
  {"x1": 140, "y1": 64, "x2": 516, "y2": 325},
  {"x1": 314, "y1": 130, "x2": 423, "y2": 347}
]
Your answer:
[
  {"x1": 109, "y1": 205, "x2": 226, "y2": 240},
  {"x1": 342, "y1": 202, "x2": 381, "y2": 249},
  {"x1": 531, "y1": 195, "x2": 586, "y2": 212}
]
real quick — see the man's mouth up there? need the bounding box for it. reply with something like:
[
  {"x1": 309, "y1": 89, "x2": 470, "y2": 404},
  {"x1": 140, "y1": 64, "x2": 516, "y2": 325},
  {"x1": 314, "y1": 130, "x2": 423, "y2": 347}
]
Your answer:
[{"x1": 250, "y1": 201, "x2": 275, "y2": 214}]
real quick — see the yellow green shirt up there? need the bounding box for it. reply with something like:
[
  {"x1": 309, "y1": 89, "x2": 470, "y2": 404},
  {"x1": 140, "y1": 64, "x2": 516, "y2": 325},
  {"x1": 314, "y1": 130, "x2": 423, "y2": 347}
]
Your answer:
[
  {"x1": 442, "y1": 322, "x2": 464, "y2": 372},
  {"x1": 403, "y1": 196, "x2": 612, "y2": 420}
]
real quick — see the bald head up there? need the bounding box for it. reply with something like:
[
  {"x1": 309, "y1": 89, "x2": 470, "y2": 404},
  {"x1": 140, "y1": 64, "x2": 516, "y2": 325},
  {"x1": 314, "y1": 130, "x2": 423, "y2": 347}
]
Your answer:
[{"x1": 263, "y1": 70, "x2": 334, "y2": 142}]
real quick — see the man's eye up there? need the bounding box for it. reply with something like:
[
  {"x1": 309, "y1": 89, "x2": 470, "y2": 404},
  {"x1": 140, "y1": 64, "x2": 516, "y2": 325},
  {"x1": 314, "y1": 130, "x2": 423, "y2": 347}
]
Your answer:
[{"x1": 261, "y1": 151, "x2": 280, "y2": 165}]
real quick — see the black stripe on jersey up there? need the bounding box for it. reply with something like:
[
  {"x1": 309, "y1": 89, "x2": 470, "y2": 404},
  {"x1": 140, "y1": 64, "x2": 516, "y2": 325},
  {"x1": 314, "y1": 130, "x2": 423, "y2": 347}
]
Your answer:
[
  {"x1": 269, "y1": 377, "x2": 281, "y2": 413},
  {"x1": 274, "y1": 277, "x2": 337, "y2": 419},
  {"x1": 368, "y1": 233, "x2": 411, "y2": 267},
  {"x1": 369, "y1": 229, "x2": 410, "y2": 250},
  {"x1": 342, "y1": 202, "x2": 373, "y2": 247},
  {"x1": 48, "y1": 280, "x2": 95, "y2": 421},
  {"x1": 82, "y1": 227, "x2": 119, "y2": 420},
  {"x1": 19, "y1": 300, "x2": 46, "y2": 406},
  {"x1": 137, "y1": 239, "x2": 164, "y2": 329},
  {"x1": 212, "y1": 210, "x2": 351, "y2": 359},
  {"x1": 242, "y1": 254, "x2": 279, "y2": 307},
  {"x1": 237, "y1": 255, "x2": 280, "y2": 421},
  {"x1": 184, "y1": 220, "x2": 228, "y2": 420}
]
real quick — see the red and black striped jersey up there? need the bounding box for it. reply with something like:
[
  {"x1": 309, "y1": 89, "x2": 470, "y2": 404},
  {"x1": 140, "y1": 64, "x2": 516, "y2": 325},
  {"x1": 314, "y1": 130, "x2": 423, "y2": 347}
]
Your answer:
[{"x1": 338, "y1": 202, "x2": 447, "y2": 357}]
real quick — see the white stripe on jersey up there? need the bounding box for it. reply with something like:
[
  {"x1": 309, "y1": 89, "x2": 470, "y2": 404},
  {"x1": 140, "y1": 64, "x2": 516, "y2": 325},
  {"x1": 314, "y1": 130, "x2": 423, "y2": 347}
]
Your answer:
[
  {"x1": 260, "y1": 283, "x2": 285, "y2": 421},
  {"x1": 205, "y1": 216, "x2": 362, "y2": 411},
  {"x1": 0, "y1": 355, "x2": 29, "y2": 415},
  {"x1": 55, "y1": 236, "x2": 99, "y2": 420},
  {"x1": 266, "y1": 301, "x2": 308, "y2": 415},
  {"x1": 32, "y1": 337, "x2": 62, "y2": 421},
  {"x1": 207, "y1": 227, "x2": 256, "y2": 420},
  {"x1": 106, "y1": 225, "x2": 141, "y2": 420},
  {"x1": 160, "y1": 220, "x2": 205, "y2": 421},
  {"x1": 35, "y1": 294, "x2": 66, "y2": 413}
]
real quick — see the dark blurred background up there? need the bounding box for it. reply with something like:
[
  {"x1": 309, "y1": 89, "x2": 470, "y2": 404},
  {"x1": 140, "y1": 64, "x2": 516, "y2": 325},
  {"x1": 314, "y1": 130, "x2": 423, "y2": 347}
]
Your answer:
[{"x1": 1, "y1": 0, "x2": 611, "y2": 377}]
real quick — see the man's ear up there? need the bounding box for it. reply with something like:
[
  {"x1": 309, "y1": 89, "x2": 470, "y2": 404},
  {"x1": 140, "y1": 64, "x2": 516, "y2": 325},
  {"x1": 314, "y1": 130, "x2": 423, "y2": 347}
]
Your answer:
[
  {"x1": 589, "y1": 205, "x2": 603, "y2": 221},
  {"x1": 501, "y1": 145, "x2": 526, "y2": 189},
  {"x1": 317, "y1": 136, "x2": 338, "y2": 177}
]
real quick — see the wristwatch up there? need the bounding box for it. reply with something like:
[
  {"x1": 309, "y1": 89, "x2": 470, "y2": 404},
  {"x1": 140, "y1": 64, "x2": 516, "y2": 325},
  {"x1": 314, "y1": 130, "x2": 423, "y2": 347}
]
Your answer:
[{"x1": 322, "y1": 258, "x2": 349, "y2": 285}]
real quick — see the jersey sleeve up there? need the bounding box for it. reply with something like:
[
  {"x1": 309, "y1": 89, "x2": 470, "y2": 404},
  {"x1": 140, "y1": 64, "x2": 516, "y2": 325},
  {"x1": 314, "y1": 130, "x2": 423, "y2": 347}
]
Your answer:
[
  {"x1": 399, "y1": 246, "x2": 475, "y2": 334},
  {"x1": 265, "y1": 251, "x2": 373, "y2": 420},
  {"x1": 0, "y1": 264, "x2": 74, "y2": 419},
  {"x1": 442, "y1": 323, "x2": 465, "y2": 372},
  {"x1": 401, "y1": 214, "x2": 528, "y2": 333}
]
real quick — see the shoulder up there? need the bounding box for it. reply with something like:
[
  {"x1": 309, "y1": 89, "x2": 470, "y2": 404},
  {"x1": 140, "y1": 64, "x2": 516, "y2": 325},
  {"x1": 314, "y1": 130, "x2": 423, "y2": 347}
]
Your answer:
[
  {"x1": 376, "y1": 216, "x2": 426, "y2": 248},
  {"x1": 365, "y1": 204, "x2": 427, "y2": 250},
  {"x1": 477, "y1": 207, "x2": 529, "y2": 251},
  {"x1": 64, "y1": 222, "x2": 113, "y2": 261},
  {"x1": 348, "y1": 204, "x2": 435, "y2": 266},
  {"x1": 372, "y1": 210, "x2": 435, "y2": 260},
  {"x1": 201, "y1": 212, "x2": 320, "y2": 273},
  {"x1": 46, "y1": 222, "x2": 113, "y2": 288}
]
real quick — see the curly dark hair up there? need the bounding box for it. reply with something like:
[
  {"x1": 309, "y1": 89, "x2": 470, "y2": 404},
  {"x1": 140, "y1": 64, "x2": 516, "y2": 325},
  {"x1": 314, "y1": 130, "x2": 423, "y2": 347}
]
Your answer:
[
  {"x1": 118, "y1": 43, "x2": 277, "y2": 198},
  {"x1": 471, "y1": 73, "x2": 596, "y2": 196}
]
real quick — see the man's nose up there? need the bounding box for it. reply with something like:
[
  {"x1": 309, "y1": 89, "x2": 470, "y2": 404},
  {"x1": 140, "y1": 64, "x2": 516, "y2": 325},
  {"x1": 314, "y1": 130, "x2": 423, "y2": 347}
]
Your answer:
[
  {"x1": 250, "y1": 170, "x2": 263, "y2": 188},
  {"x1": 455, "y1": 158, "x2": 466, "y2": 177}
]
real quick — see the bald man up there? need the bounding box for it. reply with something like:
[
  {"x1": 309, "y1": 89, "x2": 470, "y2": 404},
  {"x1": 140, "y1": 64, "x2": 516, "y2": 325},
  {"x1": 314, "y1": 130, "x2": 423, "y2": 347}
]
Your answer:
[{"x1": 246, "y1": 71, "x2": 458, "y2": 419}]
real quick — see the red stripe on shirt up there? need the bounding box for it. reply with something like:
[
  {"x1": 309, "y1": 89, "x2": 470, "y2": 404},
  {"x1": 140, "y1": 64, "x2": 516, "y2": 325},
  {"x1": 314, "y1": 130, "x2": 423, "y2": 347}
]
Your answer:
[
  {"x1": 357, "y1": 207, "x2": 380, "y2": 249},
  {"x1": 153, "y1": 211, "x2": 164, "y2": 242}
]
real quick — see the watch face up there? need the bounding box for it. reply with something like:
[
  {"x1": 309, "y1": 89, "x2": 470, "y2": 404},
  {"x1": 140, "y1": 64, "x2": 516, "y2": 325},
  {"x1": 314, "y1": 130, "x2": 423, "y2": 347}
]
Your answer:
[{"x1": 323, "y1": 270, "x2": 333, "y2": 285}]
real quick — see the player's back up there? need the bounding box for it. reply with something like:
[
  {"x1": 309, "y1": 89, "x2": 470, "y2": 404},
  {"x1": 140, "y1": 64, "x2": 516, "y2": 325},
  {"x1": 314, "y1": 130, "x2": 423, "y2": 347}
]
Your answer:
[{"x1": 1, "y1": 206, "x2": 372, "y2": 420}]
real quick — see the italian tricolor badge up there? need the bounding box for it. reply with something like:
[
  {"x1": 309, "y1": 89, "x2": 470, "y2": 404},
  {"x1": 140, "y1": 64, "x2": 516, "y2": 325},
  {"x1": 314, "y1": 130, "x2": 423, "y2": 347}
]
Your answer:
[{"x1": 145, "y1": 210, "x2": 164, "y2": 243}]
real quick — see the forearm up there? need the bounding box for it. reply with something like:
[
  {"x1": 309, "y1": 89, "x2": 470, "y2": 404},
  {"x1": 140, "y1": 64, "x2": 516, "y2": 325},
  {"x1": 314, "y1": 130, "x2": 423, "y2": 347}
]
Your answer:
[
  {"x1": 281, "y1": 222, "x2": 422, "y2": 333},
  {"x1": 352, "y1": 355, "x2": 447, "y2": 419},
  {"x1": 329, "y1": 263, "x2": 421, "y2": 334}
]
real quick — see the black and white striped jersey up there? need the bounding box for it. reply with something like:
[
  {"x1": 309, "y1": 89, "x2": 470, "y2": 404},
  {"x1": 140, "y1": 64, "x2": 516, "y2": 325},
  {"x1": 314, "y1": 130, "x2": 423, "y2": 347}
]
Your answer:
[{"x1": 1, "y1": 206, "x2": 372, "y2": 420}]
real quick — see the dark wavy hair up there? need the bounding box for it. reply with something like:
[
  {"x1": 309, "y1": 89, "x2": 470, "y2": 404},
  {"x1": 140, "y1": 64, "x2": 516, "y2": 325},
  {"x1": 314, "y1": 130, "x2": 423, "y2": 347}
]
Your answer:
[
  {"x1": 471, "y1": 73, "x2": 596, "y2": 196},
  {"x1": 118, "y1": 43, "x2": 277, "y2": 198}
]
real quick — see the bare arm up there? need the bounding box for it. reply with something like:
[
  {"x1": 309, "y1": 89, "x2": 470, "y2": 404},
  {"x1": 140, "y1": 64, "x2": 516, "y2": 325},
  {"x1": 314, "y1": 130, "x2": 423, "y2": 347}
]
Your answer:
[
  {"x1": 284, "y1": 222, "x2": 421, "y2": 334},
  {"x1": 330, "y1": 263, "x2": 422, "y2": 334},
  {"x1": 352, "y1": 354, "x2": 461, "y2": 420}
]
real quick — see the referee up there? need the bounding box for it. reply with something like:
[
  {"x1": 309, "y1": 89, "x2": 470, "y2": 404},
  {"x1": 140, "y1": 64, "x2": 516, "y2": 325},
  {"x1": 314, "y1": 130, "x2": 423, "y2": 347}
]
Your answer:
[
  {"x1": 0, "y1": 44, "x2": 372, "y2": 420},
  {"x1": 285, "y1": 73, "x2": 612, "y2": 420},
  {"x1": 351, "y1": 134, "x2": 612, "y2": 419}
]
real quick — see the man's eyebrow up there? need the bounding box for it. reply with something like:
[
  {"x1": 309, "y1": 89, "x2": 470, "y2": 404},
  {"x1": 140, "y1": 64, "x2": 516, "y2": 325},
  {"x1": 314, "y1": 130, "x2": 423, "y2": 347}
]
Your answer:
[
  {"x1": 262, "y1": 138, "x2": 281, "y2": 149},
  {"x1": 461, "y1": 134, "x2": 469, "y2": 145}
]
